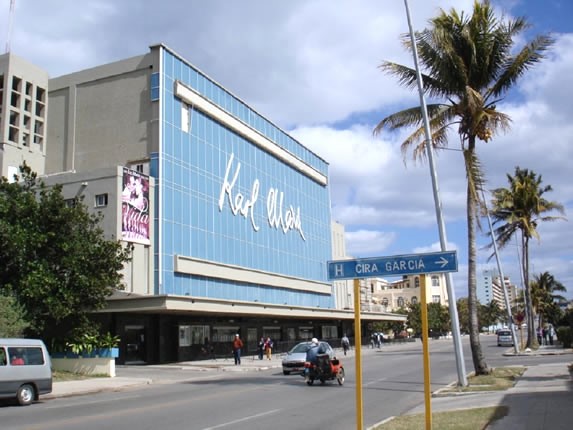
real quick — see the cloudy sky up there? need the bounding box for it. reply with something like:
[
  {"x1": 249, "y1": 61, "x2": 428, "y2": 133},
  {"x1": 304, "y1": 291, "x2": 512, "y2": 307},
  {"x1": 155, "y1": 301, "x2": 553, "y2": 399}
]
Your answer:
[{"x1": 3, "y1": 0, "x2": 571, "y2": 301}]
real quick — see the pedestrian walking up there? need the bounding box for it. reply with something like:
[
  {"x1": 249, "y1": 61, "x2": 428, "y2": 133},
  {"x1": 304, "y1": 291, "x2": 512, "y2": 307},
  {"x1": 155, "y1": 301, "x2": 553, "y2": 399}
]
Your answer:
[
  {"x1": 264, "y1": 336, "x2": 273, "y2": 360},
  {"x1": 548, "y1": 324, "x2": 555, "y2": 346},
  {"x1": 536, "y1": 326, "x2": 543, "y2": 345},
  {"x1": 376, "y1": 333, "x2": 382, "y2": 349},
  {"x1": 232, "y1": 334, "x2": 243, "y2": 365},
  {"x1": 542, "y1": 326, "x2": 549, "y2": 345},
  {"x1": 341, "y1": 334, "x2": 350, "y2": 356},
  {"x1": 258, "y1": 336, "x2": 265, "y2": 360}
]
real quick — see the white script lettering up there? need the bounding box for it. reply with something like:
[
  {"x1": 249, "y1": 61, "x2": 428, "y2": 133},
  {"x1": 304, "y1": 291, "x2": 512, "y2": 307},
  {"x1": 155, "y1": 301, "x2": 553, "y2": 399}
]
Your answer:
[
  {"x1": 218, "y1": 153, "x2": 306, "y2": 241},
  {"x1": 218, "y1": 153, "x2": 260, "y2": 231},
  {"x1": 267, "y1": 188, "x2": 306, "y2": 240}
]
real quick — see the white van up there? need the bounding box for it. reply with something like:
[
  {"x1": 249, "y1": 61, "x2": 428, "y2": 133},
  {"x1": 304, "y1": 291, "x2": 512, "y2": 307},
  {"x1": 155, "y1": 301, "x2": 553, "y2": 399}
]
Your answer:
[{"x1": 0, "y1": 338, "x2": 53, "y2": 405}]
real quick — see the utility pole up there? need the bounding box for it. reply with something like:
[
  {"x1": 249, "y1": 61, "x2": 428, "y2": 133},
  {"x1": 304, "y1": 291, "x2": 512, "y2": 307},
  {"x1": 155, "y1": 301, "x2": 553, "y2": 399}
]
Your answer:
[
  {"x1": 482, "y1": 189, "x2": 520, "y2": 353},
  {"x1": 403, "y1": 0, "x2": 467, "y2": 387}
]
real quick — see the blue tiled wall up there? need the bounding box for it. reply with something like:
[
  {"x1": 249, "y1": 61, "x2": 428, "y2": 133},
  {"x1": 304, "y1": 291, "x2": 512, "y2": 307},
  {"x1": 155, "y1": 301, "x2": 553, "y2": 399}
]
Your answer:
[{"x1": 157, "y1": 49, "x2": 333, "y2": 307}]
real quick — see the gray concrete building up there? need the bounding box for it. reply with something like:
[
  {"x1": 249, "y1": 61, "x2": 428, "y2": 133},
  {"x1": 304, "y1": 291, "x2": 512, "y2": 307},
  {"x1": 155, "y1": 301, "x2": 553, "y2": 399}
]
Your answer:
[{"x1": 0, "y1": 53, "x2": 48, "y2": 180}]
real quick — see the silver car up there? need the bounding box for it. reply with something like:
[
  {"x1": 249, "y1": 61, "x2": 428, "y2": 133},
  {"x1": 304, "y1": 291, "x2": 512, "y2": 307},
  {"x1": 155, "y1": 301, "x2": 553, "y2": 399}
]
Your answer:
[
  {"x1": 281, "y1": 341, "x2": 334, "y2": 375},
  {"x1": 497, "y1": 330, "x2": 514, "y2": 347}
]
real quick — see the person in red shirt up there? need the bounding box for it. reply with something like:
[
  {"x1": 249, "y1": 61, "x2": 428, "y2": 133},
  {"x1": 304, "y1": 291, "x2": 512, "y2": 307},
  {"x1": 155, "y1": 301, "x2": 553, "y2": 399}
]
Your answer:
[
  {"x1": 10, "y1": 349, "x2": 25, "y2": 365},
  {"x1": 232, "y1": 334, "x2": 243, "y2": 365}
]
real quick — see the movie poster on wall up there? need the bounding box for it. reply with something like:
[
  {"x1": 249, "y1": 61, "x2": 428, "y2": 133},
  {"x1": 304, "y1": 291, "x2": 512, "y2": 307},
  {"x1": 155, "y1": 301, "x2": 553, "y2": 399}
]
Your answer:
[{"x1": 121, "y1": 167, "x2": 150, "y2": 245}]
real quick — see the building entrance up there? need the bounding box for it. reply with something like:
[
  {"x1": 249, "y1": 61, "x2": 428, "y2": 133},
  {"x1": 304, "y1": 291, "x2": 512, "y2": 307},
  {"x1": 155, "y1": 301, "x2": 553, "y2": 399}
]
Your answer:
[{"x1": 124, "y1": 325, "x2": 146, "y2": 364}]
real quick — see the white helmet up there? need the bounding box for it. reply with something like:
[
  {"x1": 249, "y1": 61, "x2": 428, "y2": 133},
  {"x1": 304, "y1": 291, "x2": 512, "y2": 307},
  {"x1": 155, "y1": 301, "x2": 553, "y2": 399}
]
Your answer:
[{"x1": 311, "y1": 338, "x2": 319, "y2": 344}]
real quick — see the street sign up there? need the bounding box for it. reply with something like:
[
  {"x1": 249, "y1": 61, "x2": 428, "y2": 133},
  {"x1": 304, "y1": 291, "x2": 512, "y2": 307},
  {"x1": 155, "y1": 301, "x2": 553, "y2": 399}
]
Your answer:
[{"x1": 327, "y1": 250, "x2": 457, "y2": 280}]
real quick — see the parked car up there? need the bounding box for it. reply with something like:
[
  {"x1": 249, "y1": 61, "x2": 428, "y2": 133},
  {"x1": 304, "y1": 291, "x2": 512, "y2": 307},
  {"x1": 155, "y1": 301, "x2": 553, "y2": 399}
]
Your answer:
[
  {"x1": 281, "y1": 341, "x2": 334, "y2": 375},
  {"x1": 497, "y1": 330, "x2": 514, "y2": 347}
]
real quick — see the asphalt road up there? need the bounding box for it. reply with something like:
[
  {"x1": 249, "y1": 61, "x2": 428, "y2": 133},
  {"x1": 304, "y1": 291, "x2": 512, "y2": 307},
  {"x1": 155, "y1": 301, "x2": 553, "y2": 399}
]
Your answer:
[{"x1": 1, "y1": 335, "x2": 565, "y2": 430}]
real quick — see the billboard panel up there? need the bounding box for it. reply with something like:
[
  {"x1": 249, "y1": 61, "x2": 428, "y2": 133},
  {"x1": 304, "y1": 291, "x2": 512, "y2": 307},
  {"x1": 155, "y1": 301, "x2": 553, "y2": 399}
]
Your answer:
[{"x1": 121, "y1": 167, "x2": 150, "y2": 245}]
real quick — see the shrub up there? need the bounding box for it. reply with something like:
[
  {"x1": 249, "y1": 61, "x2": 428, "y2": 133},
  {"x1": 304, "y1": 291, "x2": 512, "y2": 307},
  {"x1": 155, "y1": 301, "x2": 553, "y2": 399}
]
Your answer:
[{"x1": 556, "y1": 326, "x2": 572, "y2": 348}]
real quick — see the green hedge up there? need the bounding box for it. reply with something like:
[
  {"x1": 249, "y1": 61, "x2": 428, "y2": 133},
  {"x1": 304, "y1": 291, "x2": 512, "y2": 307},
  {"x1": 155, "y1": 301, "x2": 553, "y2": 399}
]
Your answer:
[{"x1": 556, "y1": 326, "x2": 572, "y2": 348}]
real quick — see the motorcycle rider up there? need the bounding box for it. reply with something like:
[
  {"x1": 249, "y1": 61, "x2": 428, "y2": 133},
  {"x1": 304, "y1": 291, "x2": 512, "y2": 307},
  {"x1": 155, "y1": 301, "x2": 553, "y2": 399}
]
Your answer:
[
  {"x1": 306, "y1": 337, "x2": 329, "y2": 374},
  {"x1": 306, "y1": 338, "x2": 321, "y2": 365}
]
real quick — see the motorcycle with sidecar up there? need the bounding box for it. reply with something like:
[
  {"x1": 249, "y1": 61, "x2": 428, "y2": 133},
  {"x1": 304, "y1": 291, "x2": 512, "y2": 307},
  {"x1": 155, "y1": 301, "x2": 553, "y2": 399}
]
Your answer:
[{"x1": 302, "y1": 354, "x2": 345, "y2": 386}]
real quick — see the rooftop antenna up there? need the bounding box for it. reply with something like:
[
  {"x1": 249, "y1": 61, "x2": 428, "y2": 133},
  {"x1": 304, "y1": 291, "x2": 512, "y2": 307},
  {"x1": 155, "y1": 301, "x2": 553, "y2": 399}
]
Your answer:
[{"x1": 5, "y1": 0, "x2": 16, "y2": 53}]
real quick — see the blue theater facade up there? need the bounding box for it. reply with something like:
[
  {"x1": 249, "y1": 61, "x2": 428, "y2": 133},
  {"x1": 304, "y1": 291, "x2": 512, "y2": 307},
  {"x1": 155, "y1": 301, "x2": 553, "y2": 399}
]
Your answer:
[{"x1": 46, "y1": 44, "x2": 401, "y2": 364}]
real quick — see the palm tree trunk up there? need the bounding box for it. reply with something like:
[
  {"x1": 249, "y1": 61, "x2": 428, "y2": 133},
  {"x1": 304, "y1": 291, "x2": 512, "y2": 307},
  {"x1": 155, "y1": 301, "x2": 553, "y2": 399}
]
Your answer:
[
  {"x1": 466, "y1": 164, "x2": 488, "y2": 374},
  {"x1": 523, "y1": 236, "x2": 537, "y2": 348}
]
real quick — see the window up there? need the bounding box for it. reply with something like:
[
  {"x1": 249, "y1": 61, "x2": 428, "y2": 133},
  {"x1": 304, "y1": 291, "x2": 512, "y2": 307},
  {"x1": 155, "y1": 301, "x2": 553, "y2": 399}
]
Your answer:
[
  {"x1": 431, "y1": 275, "x2": 440, "y2": 287},
  {"x1": 36, "y1": 87, "x2": 46, "y2": 102},
  {"x1": 411, "y1": 296, "x2": 418, "y2": 305},
  {"x1": 191, "y1": 325, "x2": 211, "y2": 345},
  {"x1": 212, "y1": 326, "x2": 239, "y2": 343},
  {"x1": 321, "y1": 325, "x2": 338, "y2": 340},
  {"x1": 35, "y1": 102, "x2": 45, "y2": 117},
  {"x1": 95, "y1": 193, "x2": 108, "y2": 207},
  {"x1": 9, "y1": 110, "x2": 19, "y2": 126},
  {"x1": 136, "y1": 164, "x2": 144, "y2": 173},
  {"x1": 263, "y1": 326, "x2": 282, "y2": 342},
  {"x1": 298, "y1": 326, "x2": 314, "y2": 340},
  {"x1": 414, "y1": 277, "x2": 420, "y2": 288},
  {"x1": 0, "y1": 347, "x2": 6, "y2": 366},
  {"x1": 8, "y1": 347, "x2": 45, "y2": 365},
  {"x1": 11, "y1": 91, "x2": 20, "y2": 108},
  {"x1": 382, "y1": 298, "x2": 389, "y2": 306},
  {"x1": 34, "y1": 120, "x2": 44, "y2": 135},
  {"x1": 181, "y1": 103, "x2": 190, "y2": 132},
  {"x1": 12, "y1": 76, "x2": 21, "y2": 92},
  {"x1": 64, "y1": 198, "x2": 76, "y2": 208},
  {"x1": 432, "y1": 295, "x2": 441, "y2": 303},
  {"x1": 150, "y1": 72, "x2": 160, "y2": 101},
  {"x1": 8, "y1": 126, "x2": 18, "y2": 143},
  {"x1": 179, "y1": 325, "x2": 192, "y2": 347},
  {"x1": 397, "y1": 297, "x2": 405, "y2": 307}
]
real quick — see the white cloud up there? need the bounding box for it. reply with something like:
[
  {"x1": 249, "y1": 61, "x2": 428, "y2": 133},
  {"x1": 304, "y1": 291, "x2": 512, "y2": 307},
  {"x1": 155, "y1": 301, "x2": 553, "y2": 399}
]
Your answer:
[
  {"x1": 0, "y1": 0, "x2": 570, "y2": 299},
  {"x1": 345, "y1": 229, "x2": 397, "y2": 257}
]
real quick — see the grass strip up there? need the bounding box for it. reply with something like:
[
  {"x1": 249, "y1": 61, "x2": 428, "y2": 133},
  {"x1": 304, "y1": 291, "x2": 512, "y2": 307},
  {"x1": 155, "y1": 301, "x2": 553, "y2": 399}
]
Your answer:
[{"x1": 375, "y1": 406, "x2": 509, "y2": 430}]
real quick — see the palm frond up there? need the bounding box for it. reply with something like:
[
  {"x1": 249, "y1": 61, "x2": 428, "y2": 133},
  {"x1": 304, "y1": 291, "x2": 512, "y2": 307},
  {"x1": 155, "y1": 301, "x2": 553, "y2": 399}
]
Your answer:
[
  {"x1": 378, "y1": 62, "x2": 448, "y2": 98},
  {"x1": 490, "y1": 34, "x2": 555, "y2": 98},
  {"x1": 463, "y1": 147, "x2": 486, "y2": 219}
]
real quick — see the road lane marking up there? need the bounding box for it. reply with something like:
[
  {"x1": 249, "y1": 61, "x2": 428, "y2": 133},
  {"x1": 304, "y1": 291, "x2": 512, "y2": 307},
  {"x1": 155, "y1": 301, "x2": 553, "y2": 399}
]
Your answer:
[
  {"x1": 364, "y1": 377, "x2": 388, "y2": 387},
  {"x1": 201, "y1": 409, "x2": 281, "y2": 430},
  {"x1": 44, "y1": 394, "x2": 143, "y2": 409},
  {"x1": 22, "y1": 384, "x2": 264, "y2": 429}
]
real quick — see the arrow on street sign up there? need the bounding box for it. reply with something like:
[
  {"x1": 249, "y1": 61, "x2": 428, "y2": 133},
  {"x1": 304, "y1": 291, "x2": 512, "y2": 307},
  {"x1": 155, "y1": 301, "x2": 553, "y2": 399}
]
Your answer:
[{"x1": 328, "y1": 250, "x2": 458, "y2": 281}]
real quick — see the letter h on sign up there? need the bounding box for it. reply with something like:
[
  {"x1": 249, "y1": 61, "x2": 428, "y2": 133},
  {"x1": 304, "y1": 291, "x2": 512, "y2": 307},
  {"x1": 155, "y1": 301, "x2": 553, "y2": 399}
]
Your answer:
[{"x1": 334, "y1": 264, "x2": 344, "y2": 278}]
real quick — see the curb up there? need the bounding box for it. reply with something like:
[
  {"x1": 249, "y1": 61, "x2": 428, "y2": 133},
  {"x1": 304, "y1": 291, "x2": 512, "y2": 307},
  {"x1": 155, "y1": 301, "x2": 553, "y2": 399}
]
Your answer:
[{"x1": 44, "y1": 378, "x2": 153, "y2": 400}]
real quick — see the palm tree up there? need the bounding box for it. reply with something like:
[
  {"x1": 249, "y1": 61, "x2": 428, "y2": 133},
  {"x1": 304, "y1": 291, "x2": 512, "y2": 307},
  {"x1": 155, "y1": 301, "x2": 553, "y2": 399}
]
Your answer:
[
  {"x1": 490, "y1": 168, "x2": 566, "y2": 348},
  {"x1": 373, "y1": 1, "x2": 553, "y2": 374},
  {"x1": 480, "y1": 299, "x2": 504, "y2": 331},
  {"x1": 530, "y1": 272, "x2": 567, "y2": 329}
]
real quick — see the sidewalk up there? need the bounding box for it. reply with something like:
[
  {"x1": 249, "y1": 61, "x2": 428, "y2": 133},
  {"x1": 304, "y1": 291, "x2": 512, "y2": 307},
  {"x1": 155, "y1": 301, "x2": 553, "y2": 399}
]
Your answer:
[{"x1": 401, "y1": 345, "x2": 573, "y2": 430}]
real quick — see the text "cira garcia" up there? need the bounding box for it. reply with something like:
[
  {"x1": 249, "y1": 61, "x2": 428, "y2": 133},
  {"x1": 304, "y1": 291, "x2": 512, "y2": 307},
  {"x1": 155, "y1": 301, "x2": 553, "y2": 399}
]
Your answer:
[{"x1": 355, "y1": 259, "x2": 426, "y2": 274}]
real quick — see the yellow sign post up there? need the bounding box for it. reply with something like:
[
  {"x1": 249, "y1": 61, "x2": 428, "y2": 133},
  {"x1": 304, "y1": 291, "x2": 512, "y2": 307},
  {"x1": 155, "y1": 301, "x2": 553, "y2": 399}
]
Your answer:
[
  {"x1": 353, "y1": 278, "x2": 363, "y2": 430},
  {"x1": 327, "y1": 253, "x2": 458, "y2": 429},
  {"x1": 420, "y1": 275, "x2": 432, "y2": 429}
]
